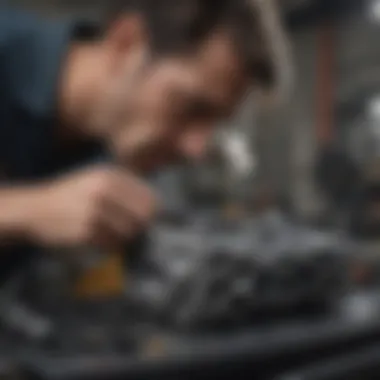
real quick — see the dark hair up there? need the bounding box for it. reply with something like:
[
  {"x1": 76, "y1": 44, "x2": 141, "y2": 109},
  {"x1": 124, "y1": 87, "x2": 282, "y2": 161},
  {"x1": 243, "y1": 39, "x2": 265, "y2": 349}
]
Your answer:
[{"x1": 106, "y1": 0, "x2": 274, "y2": 88}]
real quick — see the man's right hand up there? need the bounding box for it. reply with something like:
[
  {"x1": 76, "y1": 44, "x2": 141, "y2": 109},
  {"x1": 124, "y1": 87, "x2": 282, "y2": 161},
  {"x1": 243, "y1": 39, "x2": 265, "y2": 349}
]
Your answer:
[{"x1": 14, "y1": 166, "x2": 157, "y2": 247}]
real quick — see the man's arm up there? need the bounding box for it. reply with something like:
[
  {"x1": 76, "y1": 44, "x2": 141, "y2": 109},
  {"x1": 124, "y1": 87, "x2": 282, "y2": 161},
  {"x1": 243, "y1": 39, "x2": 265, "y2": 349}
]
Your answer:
[
  {"x1": 0, "y1": 167, "x2": 157, "y2": 247},
  {"x1": 0, "y1": 186, "x2": 40, "y2": 242}
]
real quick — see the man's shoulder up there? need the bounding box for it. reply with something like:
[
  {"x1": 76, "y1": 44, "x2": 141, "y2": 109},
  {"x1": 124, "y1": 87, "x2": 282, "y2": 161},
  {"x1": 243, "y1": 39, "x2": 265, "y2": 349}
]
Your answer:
[
  {"x1": 0, "y1": 7, "x2": 49, "y2": 87},
  {"x1": 0, "y1": 7, "x2": 73, "y2": 111},
  {"x1": 0, "y1": 7, "x2": 75, "y2": 177},
  {"x1": 0, "y1": 6, "x2": 42, "y2": 41}
]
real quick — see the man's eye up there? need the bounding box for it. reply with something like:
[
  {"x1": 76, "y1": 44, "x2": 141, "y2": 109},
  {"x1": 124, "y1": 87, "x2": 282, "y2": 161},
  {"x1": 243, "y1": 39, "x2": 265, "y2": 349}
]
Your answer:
[{"x1": 179, "y1": 103, "x2": 215, "y2": 121}]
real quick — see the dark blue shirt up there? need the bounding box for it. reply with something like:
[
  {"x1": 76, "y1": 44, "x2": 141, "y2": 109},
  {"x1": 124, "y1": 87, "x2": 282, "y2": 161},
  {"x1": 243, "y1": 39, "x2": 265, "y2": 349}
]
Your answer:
[
  {"x1": 0, "y1": 8, "x2": 102, "y2": 281},
  {"x1": 0, "y1": 8, "x2": 77, "y2": 180}
]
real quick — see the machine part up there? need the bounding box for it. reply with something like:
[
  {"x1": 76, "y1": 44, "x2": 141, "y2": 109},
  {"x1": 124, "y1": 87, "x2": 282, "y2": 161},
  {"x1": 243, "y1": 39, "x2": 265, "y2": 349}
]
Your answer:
[
  {"x1": 366, "y1": 96, "x2": 380, "y2": 158},
  {"x1": 21, "y1": 310, "x2": 380, "y2": 380},
  {"x1": 132, "y1": 218, "x2": 346, "y2": 331},
  {"x1": 342, "y1": 94, "x2": 380, "y2": 175},
  {"x1": 315, "y1": 145, "x2": 361, "y2": 210},
  {"x1": 0, "y1": 271, "x2": 55, "y2": 343},
  {"x1": 215, "y1": 99, "x2": 259, "y2": 206},
  {"x1": 73, "y1": 250, "x2": 125, "y2": 299},
  {"x1": 0, "y1": 360, "x2": 22, "y2": 380},
  {"x1": 339, "y1": 291, "x2": 380, "y2": 324},
  {"x1": 218, "y1": 127, "x2": 257, "y2": 186},
  {"x1": 348, "y1": 184, "x2": 380, "y2": 239},
  {"x1": 0, "y1": 300, "x2": 54, "y2": 342},
  {"x1": 323, "y1": 87, "x2": 380, "y2": 232},
  {"x1": 276, "y1": 343, "x2": 380, "y2": 380}
]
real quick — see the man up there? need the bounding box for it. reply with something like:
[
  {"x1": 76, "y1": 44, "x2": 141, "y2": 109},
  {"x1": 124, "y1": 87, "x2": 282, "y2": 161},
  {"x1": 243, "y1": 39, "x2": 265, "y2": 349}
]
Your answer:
[{"x1": 0, "y1": 0, "x2": 274, "y2": 280}]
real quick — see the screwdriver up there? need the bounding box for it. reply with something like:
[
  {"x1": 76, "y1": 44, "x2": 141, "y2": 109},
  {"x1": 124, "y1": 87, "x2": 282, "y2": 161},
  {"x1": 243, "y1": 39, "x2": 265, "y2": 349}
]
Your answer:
[
  {"x1": 72, "y1": 149, "x2": 160, "y2": 300},
  {"x1": 72, "y1": 150, "x2": 130, "y2": 300}
]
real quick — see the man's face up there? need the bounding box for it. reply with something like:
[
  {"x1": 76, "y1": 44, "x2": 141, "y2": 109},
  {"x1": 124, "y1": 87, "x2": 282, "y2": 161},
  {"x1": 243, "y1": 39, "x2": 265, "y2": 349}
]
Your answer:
[{"x1": 97, "y1": 25, "x2": 249, "y2": 173}]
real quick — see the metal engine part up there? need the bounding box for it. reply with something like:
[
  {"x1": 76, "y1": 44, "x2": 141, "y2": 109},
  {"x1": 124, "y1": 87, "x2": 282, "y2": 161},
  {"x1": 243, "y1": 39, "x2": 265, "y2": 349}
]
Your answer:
[{"x1": 128, "y1": 211, "x2": 348, "y2": 331}]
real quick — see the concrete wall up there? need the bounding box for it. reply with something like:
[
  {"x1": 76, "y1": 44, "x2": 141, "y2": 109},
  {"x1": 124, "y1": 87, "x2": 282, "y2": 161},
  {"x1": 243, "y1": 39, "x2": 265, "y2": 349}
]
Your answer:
[
  {"x1": 256, "y1": 26, "x2": 326, "y2": 218},
  {"x1": 288, "y1": 28, "x2": 323, "y2": 217}
]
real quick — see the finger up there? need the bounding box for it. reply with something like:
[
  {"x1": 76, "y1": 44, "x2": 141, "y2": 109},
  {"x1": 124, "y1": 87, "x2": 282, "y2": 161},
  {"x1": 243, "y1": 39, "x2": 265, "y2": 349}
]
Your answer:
[
  {"x1": 100, "y1": 200, "x2": 141, "y2": 241},
  {"x1": 109, "y1": 171, "x2": 158, "y2": 225},
  {"x1": 91, "y1": 223, "x2": 122, "y2": 249}
]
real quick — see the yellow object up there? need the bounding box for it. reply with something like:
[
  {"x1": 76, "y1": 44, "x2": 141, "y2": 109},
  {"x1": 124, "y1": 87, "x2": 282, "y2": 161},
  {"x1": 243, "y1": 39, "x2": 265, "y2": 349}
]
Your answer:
[
  {"x1": 142, "y1": 336, "x2": 167, "y2": 359},
  {"x1": 224, "y1": 202, "x2": 245, "y2": 220},
  {"x1": 74, "y1": 251, "x2": 125, "y2": 299}
]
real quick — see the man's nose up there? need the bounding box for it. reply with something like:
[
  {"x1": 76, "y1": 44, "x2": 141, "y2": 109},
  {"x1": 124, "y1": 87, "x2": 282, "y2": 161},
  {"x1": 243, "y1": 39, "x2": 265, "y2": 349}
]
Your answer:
[{"x1": 179, "y1": 127, "x2": 214, "y2": 161}]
